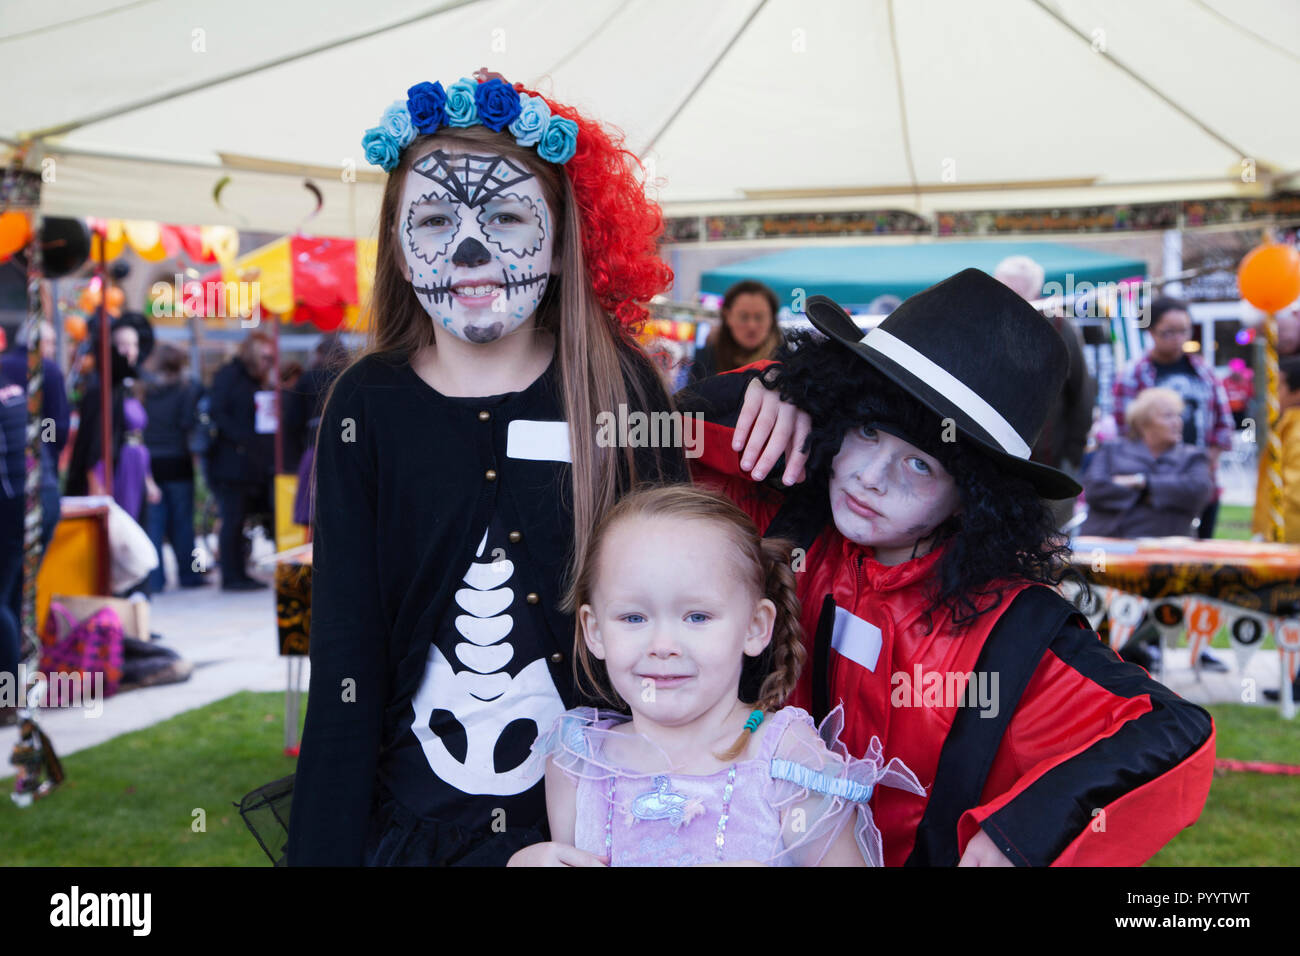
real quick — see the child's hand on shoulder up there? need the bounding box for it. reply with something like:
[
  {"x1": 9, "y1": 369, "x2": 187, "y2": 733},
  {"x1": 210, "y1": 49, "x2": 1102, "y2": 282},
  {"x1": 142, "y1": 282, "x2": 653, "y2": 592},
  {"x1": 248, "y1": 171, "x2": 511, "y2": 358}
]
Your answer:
[
  {"x1": 506, "y1": 842, "x2": 608, "y2": 867},
  {"x1": 735, "y1": 377, "x2": 812, "y2": 485}
]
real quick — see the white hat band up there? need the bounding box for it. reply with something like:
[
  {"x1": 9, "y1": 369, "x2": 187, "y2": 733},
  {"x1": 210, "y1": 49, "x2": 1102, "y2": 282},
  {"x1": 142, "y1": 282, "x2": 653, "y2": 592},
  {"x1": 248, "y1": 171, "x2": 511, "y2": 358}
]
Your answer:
[{"x1": 860, "y1": 328, "x2": 1032, "y2": 460}]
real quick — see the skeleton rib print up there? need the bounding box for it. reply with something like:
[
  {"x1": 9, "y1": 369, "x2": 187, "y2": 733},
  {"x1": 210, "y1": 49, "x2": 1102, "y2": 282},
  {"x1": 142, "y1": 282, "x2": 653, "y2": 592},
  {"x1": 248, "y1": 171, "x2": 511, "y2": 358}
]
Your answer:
[{"x1": 408, "y1": 525, "x2": 565, "y2": 796}]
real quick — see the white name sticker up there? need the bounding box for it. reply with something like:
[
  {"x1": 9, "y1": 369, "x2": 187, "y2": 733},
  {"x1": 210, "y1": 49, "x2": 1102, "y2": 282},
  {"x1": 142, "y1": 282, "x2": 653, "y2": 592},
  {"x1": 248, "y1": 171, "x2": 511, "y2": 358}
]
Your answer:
[
  {"x1": 506, "y1": 420, "x2": 572, "y2": 463},
  {"x1": 830, "y1": 605, "x2": 883, "y2": 673}
]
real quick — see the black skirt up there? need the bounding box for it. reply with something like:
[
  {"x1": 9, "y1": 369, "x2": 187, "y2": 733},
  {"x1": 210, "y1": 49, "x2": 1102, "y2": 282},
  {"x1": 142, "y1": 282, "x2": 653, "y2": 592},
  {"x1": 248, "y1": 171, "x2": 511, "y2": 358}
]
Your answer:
[{"x1": 363, "y1": 788, "x2": 549, "y2": 867}]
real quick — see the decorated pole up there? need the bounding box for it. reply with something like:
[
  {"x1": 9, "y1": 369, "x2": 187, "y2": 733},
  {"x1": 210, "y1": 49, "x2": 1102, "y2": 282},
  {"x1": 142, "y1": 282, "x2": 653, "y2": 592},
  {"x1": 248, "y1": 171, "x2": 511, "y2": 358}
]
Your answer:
[
  {"x1": 1263, "y1": 309, "x2": 1284, "y2": 541},
  {"x1": 5, "y1": 144, "x2": 65, "y2": 804},
  {"x1": 96, "y1": 222, "x2": 112, "y2": 498},
  {"x1": 1237, "y1": 236, "x2": 1300, "y2": 543}
]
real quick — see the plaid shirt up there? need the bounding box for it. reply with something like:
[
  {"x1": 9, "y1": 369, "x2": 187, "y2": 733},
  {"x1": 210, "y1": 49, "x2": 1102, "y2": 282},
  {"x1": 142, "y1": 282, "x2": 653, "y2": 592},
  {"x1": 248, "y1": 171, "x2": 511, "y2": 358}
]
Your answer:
[{"x1": 1112, "y1": 351, "x2": 1235, "y2": 452}]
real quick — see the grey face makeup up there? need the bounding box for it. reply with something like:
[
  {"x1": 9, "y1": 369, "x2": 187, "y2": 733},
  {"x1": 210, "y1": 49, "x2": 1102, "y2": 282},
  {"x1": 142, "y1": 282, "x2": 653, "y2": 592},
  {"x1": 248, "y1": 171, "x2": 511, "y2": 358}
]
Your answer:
[
  {"x1": 400, "y1": 149, "x2": 555, "y2": 345},
  {"x1": 827, "y1": 425, "x2": 962, "y2": 561}
]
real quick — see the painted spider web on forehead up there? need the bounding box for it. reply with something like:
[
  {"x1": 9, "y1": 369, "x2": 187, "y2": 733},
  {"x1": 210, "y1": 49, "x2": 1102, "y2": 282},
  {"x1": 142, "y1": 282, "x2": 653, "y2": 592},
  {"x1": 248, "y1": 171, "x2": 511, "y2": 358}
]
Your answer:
[{"x1": 412, "y1": 150, "x2": 537, "y2": 208}]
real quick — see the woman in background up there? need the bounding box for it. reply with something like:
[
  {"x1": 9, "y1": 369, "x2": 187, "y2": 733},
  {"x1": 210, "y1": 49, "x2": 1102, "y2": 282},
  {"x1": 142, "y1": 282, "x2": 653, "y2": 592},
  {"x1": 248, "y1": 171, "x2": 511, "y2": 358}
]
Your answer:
[
  {"x1": 687, "y1": 279, "x2": 783, "y2": 384},
  {"x1": 1081, "y1": 386, "x2": 1214, "y2": 538}
]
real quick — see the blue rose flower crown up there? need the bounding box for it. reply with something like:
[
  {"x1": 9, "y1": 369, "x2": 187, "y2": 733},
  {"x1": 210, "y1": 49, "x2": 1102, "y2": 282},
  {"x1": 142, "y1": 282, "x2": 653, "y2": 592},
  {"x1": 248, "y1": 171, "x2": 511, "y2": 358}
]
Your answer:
[{"x1": 361, "y1": 75, "x2": 579, "y2": 173}]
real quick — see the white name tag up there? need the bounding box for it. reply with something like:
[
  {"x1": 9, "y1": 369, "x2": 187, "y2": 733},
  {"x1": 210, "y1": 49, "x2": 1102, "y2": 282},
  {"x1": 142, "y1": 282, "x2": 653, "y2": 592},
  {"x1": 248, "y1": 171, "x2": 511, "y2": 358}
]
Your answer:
[
  {"x1": 507, "y1": 420, "x2": 571, "y2": 463},
  {"x1": 830, "y1": 605, "x2": 883, "y2": 673}
]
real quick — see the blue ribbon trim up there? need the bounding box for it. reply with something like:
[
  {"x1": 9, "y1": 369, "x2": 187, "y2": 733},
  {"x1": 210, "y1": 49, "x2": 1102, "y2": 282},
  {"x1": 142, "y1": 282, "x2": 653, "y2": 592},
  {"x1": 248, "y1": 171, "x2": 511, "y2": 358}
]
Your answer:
[{"x1": 769, "y1": 758, "x2": 873, "y2": 803}]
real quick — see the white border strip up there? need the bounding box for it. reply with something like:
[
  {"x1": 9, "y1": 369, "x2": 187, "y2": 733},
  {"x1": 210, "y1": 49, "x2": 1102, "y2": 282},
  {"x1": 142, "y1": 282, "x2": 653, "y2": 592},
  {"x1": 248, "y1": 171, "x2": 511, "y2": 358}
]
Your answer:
[{"x1": 861, "y1": 329, "x2": 1031, "y2": 459}]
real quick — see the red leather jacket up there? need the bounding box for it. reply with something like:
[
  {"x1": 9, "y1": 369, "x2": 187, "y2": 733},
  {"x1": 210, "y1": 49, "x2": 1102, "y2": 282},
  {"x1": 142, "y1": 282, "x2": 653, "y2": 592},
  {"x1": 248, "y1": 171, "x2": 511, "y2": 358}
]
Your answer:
[{"x1": 679, "y1": 367, "x2": 1216, "y2": 866}]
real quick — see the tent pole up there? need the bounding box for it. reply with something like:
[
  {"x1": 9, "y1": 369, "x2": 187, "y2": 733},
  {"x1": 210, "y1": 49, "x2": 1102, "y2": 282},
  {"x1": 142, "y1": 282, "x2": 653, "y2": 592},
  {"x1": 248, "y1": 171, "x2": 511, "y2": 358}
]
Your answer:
[
  {"x1": 12, "y1": 149, "x2": 65, "y2": 805},
  {"x1": 97, "y1": 224, "x2": 111, "y2": 499},
  {"x1": 272, "y1": 312, "x2": 282, "y2": 477}
]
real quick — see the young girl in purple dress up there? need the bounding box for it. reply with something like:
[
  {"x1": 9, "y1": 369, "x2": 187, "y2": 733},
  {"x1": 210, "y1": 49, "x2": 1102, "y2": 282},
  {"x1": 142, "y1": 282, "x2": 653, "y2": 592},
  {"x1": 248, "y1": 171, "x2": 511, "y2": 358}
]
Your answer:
[
  {"x1": 87, "y1": 321, "x2": 161, "y2": 523},
  {"x1": 509, "y1": 485, "x2": 921, "y2": 867}
]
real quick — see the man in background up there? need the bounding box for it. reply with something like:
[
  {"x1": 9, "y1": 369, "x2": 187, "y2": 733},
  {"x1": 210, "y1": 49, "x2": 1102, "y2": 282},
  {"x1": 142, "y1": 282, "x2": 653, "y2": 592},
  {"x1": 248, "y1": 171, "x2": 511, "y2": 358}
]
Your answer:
[{"x1": 994, "y1": 255, "x2": 1097, "y2": 528}]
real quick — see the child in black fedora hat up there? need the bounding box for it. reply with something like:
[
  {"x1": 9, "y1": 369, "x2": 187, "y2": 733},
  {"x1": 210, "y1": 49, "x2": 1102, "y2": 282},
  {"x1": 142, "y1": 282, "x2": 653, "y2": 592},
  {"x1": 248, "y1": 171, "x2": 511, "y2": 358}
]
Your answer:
[{"x1": 677, "y1": 267, "x2": 1215, "y2": 866}]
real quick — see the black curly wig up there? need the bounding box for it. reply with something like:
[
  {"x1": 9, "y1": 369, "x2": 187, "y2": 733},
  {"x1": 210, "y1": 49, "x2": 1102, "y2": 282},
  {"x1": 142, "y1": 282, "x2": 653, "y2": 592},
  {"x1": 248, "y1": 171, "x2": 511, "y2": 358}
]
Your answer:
[{"x1": 771, "y1": 329, "x2": 1083, "y2": 629}]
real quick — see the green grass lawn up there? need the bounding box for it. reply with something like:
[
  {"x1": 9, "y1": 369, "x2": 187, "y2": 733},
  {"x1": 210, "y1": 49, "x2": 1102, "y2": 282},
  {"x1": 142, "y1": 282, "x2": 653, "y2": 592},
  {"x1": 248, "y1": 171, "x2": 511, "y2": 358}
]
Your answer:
[
  {"x1": 1214, "y1": 503, "x2": 1253, "y2": 542},
  {"x1": 1147, "y1": 703, "x2": 1300, "y2": 866},
  {"x1": 0, "y1": 693, "x2": 1294, "y2": 865},
  {"x1": 0, "y1": 691, "x2": 303, "y2": 866}
]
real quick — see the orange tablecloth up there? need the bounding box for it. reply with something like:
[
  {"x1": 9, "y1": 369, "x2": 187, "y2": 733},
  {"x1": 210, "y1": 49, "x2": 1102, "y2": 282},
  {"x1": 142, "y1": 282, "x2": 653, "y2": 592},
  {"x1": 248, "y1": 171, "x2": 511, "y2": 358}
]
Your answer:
[{"x1": 1069, "y1": 536, "x2": 1300, "y2": 615}]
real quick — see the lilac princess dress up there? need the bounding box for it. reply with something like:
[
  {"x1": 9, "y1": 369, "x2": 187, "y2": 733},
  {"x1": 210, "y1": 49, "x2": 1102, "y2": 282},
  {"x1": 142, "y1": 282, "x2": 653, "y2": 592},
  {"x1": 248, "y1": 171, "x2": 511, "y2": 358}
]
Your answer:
[
  {"x1": 92, "y1": 396, "x2": 151, "y2": 522},
  {"x1": 530, "y1": 705, "x2": 923, "y2": 866}
]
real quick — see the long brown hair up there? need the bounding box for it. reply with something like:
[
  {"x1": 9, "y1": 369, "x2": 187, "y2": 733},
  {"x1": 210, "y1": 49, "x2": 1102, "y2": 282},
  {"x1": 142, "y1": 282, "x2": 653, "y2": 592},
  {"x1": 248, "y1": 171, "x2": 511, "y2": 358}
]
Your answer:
[
  {"x1": 313, "y1": 123, "x2": 674, "y2": 575},
  {"x1": 564, "y1": 485, "x2": 805, "y2": 760}
]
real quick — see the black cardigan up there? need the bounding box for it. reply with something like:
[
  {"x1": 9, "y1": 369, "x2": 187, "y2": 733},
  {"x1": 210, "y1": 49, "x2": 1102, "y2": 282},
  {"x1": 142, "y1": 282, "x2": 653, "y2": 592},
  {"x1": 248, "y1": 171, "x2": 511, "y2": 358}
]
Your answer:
[{"x1": 286, "y1": 347, "x2": 687, "y2": 865}]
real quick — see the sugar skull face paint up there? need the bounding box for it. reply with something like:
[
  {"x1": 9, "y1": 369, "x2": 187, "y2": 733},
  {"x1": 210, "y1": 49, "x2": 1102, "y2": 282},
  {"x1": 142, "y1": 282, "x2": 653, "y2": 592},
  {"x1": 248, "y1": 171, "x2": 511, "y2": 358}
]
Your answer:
[{"x1": 400, "y1": 148, "x2": 554, "y2": 344}]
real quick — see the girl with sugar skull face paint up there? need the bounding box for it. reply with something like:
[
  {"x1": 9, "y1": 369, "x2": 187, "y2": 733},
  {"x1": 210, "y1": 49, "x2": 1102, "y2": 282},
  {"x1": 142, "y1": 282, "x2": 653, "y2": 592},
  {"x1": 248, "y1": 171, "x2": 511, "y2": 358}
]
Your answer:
[
  {"x1": 399, "y1": 147, "x2": 556, "y2": 345},
  {"x1": 279, "y1": 73, "x2": 794, "y2": 869}
]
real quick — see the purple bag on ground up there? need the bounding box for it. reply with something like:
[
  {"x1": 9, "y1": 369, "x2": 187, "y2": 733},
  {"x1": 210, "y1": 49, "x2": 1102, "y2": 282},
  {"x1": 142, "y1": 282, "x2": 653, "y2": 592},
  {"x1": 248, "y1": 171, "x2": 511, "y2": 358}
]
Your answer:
[{"x1": 39, "y1": 601, "x2": 125, "y2": 706}]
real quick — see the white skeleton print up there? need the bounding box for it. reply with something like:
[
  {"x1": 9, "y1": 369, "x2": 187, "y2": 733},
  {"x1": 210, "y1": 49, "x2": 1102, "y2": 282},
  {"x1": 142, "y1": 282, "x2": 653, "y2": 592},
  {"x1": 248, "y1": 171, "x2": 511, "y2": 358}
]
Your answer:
[{"x1": 409, "y1": 526, "x2": 564, "y2": 796}]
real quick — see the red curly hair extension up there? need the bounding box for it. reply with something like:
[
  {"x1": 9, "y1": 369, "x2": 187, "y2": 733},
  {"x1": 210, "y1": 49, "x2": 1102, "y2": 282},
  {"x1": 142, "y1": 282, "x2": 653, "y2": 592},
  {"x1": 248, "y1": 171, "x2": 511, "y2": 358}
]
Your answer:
[{"x1": 519, "y1": 85, "x2": 674, "y2": 326}]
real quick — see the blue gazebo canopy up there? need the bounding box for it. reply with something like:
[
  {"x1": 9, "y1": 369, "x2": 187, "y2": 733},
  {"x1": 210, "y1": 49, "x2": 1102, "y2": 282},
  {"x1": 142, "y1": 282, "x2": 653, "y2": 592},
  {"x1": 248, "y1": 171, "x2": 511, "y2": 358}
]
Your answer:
[{"x1": 699, "y1": 241, "x2": 1148, "y2": 312}]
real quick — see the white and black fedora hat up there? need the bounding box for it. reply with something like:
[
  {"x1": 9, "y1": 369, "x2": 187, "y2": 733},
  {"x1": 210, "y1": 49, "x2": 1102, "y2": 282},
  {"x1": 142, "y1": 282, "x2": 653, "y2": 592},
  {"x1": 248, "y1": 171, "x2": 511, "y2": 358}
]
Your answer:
[{"x1": 803, "y1": 267, "x2": 1082, "y2": 500}]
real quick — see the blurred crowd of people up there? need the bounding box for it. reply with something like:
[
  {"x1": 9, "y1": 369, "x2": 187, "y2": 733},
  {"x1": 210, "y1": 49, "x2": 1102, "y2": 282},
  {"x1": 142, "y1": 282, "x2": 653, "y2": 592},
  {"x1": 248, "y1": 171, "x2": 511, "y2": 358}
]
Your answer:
[
  {"x1": 4, "y1": 256, "x2": 1297, "y2": 699},
  {"x1": 0, "y1": 283, "x2": 348, "y2": 699}
]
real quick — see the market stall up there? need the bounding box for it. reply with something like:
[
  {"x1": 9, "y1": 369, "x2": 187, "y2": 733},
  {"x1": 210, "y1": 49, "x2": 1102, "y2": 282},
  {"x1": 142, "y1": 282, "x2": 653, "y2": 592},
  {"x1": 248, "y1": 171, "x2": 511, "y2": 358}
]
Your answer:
[
  {"x1": 1067, "y1": 536, "x2": 1300, "y2": 717},
  {"x1": 11, "y1": 203, "x2": 375, "y2": 770},
  {"x1": 698, "y1": 240, "x2": 1147, "y2": 313}
]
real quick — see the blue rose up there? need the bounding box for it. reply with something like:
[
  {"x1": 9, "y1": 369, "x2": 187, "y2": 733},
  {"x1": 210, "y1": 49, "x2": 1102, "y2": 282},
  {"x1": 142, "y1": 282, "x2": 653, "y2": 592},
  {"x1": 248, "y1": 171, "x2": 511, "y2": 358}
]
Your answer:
[
  {"x1": 405, "y1": 81, "x2": 446, "y2": 134},
  {"x1": 509, "y1": 93, "x2": 551, "y2": 147},
  {"x1": 444, "y1": 77, "x2": 479, "y2": 128},
  {"x1": 475, "y1": 77, "x2": 522, "y2": 132},
  {"x1": 362, "y1": 126, "x2": 401, "y2": 172},
  {"x1": 536, "y1": 115, "x2": 578, "y2": 164},
  {"x1": 379, "y1": 101, "x2": 415, "y2": 149}
]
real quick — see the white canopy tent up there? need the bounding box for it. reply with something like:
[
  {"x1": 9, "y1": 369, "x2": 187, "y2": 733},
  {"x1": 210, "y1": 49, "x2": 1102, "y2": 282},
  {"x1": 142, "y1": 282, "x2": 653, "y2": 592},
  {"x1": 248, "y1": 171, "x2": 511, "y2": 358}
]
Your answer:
[{"x1": 3, "y1": 0, "x2": 1298, "y2": 237}]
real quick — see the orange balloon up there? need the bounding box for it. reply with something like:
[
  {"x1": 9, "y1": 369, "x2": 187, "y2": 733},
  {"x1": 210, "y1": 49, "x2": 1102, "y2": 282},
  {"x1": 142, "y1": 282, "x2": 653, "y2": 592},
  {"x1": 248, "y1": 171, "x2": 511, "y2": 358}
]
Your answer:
[
  {"x1": 105, "y1": 286, "x2": 124, "y2": 316},
  {"x1": 78, "y1": 286, "x2": 100, "y2": 313},
  {"x1": 64, "y1": 315, "x2": 87, "y2": 342},
  {"x1": 0, "y1": 210, "x2": 32, "y2": 260},
  {"x1": 1238, "y1": 242, "x2": 1300, "y2": 313}
]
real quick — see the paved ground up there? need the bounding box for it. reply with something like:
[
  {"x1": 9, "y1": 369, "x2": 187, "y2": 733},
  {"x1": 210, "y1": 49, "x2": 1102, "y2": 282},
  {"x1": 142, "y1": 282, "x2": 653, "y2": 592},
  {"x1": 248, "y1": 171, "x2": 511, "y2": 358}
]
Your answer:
[
  {"x1": 3, "y1": 537, "x2": 1293, "y2": 763},
  {"x1": 1159, "y1": 644, "x2": 1287, "y2": 709},
  {"x1": 3, "y1": 539, "x2": 311, "y2": 759}
]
